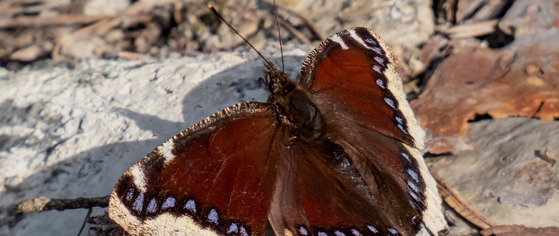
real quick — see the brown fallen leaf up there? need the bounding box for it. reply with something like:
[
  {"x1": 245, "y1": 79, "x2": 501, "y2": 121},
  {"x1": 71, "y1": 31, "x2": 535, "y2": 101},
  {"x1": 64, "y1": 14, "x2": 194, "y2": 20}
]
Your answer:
[{"x1": 412, "y1": 31, "x2": 559, "y2": 154}]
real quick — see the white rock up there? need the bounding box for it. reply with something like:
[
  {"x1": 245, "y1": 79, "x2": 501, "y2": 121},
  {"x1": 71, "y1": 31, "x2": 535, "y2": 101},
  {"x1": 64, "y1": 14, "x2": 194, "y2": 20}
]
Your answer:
[{"x1": 0, "y1": 46, "x2": 307, "y2": 236}]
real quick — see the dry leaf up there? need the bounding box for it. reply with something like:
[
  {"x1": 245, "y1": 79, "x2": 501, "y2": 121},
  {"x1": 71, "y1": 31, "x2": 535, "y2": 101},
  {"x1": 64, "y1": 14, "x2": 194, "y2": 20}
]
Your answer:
[{"x1": 412, "y1": 31, "x2": 559, "y2": 154}]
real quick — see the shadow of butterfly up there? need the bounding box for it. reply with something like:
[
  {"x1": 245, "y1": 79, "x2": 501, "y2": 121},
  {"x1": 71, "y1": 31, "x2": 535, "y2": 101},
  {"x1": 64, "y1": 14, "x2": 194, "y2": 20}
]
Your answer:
[{"x1": 108, "y1": 26, "x2": 448, "y2": 236}]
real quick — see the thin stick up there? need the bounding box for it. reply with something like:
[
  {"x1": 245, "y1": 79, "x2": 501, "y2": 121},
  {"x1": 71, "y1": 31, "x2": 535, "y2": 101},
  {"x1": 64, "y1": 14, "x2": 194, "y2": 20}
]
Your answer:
[
  {"x1": 279, "y1": 18, "x2": 311, "y2": 44},
  {"x1": 77, "y1": 207, "x2": 92, "y2": 236},
  {"x1": 208, "y1": 4, "x2": 272, "y2": 67},
  {"x1": 275, "y1": 3, "x2": 323, "y2": 40},
  {"x1": 272, "y1": 0, "x2": 285, "y2": 72},
  {"x1": 481, "y1": 225, "x2": 559, "y2": 236},
  {"x1": 16, "y1": 196, "x2": 109, "y2": 214}
]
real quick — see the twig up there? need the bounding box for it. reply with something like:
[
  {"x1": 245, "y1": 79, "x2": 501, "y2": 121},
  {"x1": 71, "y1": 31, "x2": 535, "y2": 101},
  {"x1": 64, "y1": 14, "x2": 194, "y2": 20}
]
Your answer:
[
  {"x1": 481, "y1": 225, "x2": 559, "y2": 236},
  {"x1": 118, "y1": 51, "x2": 153, "y2": 60},
  {"x1": 16, "y1": 195, "x2": 109, "y2": 214},
  {"x1": 279, "y1": 18, "x2": 311, "y2": 44},
  {"x1": 444, "y1": 19, "x2": 498, "y2": 38},
  {"x1": 77, "y1": 207, "x2": 92, "y2": 236},
  {"x1": 275, "y1": 3, "x2": 323, "y2": 40},
  {"x1": 430, "y1": 170, "x2": 497, "y2": 230}
]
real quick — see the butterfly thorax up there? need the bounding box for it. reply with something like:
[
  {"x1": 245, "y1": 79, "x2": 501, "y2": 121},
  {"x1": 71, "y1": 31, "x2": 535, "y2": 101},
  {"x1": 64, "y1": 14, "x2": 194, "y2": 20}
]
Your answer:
[{"x1": 265, "y1": 63, "x2": 324, "y2": 141}]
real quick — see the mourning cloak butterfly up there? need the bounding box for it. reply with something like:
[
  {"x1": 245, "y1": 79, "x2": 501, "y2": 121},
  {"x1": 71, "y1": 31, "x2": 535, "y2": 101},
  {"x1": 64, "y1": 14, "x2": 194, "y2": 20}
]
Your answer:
[{"x1": 108, "y1": 24, "x2": 447, "y2": 236}]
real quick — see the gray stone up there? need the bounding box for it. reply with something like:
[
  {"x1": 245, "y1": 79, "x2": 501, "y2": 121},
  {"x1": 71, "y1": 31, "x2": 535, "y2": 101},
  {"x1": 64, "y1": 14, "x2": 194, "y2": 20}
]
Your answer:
[{"x1": 429, "y1": 118, "x2": 559, "y2": 234}]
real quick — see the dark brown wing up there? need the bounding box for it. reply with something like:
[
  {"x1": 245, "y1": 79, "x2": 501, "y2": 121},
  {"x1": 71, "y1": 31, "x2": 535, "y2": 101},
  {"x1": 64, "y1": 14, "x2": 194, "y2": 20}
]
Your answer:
[
  {"x1": 300, "y1": 27, "x2": 423, "y2": 149},
  {"x1": 269, "y1": 138, "x2": 425, "y2": 236},
  {"x1": 109, "y1": 102, "x2": 284, "y2": 235},
  {"x1": 282, "y1": 27, "x2": 447, "y2": 235}
]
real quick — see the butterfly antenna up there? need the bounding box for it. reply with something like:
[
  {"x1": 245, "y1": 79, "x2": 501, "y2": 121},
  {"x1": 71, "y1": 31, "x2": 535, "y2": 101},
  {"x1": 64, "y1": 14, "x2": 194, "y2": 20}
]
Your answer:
[
  {"x1": 272, "y1": 0, "x2": 285, "y2": 72},
  {"x1": 208, "y1": 4, "x2": 273, "y2": 67}
]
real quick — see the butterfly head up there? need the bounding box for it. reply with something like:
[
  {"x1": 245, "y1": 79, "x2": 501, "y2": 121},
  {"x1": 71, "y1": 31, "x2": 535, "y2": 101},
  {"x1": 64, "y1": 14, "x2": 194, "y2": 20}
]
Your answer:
[{"x1": 264, "y1": 62, "x2": 292, "y2": 97}]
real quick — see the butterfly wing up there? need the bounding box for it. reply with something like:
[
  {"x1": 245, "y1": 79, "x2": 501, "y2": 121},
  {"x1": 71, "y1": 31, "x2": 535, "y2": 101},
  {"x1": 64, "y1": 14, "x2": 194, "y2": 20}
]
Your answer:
[
  {"x1": 269, "y1": 138, "x2": 426, "y2": 235},
  {"x1": 273, "y1": 27, "x2": 447, "y2": 235},
  {"x1": 300, "y1": 27, "x2": 424, "y2": 149},
  {"x1": 109, "y1": 102, "x2": 284, "y2": 235}
]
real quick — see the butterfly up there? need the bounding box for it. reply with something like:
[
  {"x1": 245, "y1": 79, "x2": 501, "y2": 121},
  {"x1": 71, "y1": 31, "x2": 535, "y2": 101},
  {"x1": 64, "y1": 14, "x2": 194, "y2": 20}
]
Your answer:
[{"x1": 108, "y1": 25, "x2": 448, "y2": 235}]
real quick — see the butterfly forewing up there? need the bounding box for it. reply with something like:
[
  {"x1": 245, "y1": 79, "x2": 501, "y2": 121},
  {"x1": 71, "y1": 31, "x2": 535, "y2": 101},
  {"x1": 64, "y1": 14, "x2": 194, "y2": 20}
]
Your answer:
[
  {"x1": 109, "y1": 102, "x2": 284, "y2": 235},
  {"x1": 288, "y1": 27, "x2": 446, "y2": 235},
  {"x1": 300, "y1": 27, "x2": 424, "y2": 149}
]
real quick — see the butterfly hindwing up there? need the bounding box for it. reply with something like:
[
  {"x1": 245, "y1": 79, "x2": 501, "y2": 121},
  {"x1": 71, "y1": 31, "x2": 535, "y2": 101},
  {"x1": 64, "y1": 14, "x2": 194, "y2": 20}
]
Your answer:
[
  {"x1": 109, "y1": 102, "x2": 283, "y2": 235},
  {"x1": 269, "y1": 139, "x2": 421, "y2": 236}
]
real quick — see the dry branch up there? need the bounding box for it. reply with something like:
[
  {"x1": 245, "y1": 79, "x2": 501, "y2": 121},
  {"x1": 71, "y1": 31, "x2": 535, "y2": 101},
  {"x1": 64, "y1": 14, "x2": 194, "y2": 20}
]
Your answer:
[{"x1": 16, "y1": 195, "x2": 109, "y2": 214}]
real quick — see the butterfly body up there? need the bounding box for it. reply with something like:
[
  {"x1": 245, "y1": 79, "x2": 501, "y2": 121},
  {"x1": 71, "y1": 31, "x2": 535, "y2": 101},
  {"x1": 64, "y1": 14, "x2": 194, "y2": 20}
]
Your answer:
[
  {"x1": 266, "y1": 74, "x2": 323, "y2": 142},
  {"x1": 109, "y1": 27, "x2": 447, "y2": 236}
]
